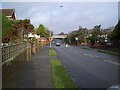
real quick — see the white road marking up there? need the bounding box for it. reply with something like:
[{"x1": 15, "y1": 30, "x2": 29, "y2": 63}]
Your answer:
[
  {"x1": 89, "y1": 54, "x2": 95, "y2": 58},
  {"x1": 68, "y1": 49, "x2": 119, "y2": 66},
  {"x1": 84, "y1": 53, "x2": 88, "y2": 56},
  {"x1": 95, "y1": 56, "x2": 99, "y2": 58},
  {"x1": 66, "y1": 47, "x2": 119, "y2": 66},
  {"x1": 74, "y1": 51, "x2": 80, "y2": 53},
  {"x1": 89, "y1": 54, "x2": 99, "y2": 58},
  {"x1": 68, "y1": 48, "x2": 99, "y2": 58},
  {"x1": 84, "y1": 53, "x2": 99, "y2": 58},
  {"x1": 103, "y1": 60, "x2": 120, "y2": 66}
]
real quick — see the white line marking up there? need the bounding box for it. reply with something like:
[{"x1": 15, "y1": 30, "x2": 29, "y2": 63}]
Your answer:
[
  {"x1": 103, "y1": 60, "x2": 120, "y2": 66},
  {"x1": 89, "y1": 54, "x2": 99, "y2": 58},
  {"x1": 89, "y1": 54, "x2": 95, "y2": 58},
  {"x1": 84, "y1": 53, "x2": 88, "y2": 55},
  {"x1": 74, "y1": 50, "x2": 83, "y2": 53},
  {"x1": 95, "y1": 56, "x2": 99, "y2": 58},
  {"x1": 84, "y1": 53, "x2": 99, "y2": 58}
]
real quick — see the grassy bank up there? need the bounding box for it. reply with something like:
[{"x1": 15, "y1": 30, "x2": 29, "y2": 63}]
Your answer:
[
  {"x1": 97, "y1": 50, "x2": 120, "y2": 56},
  {"x1": 82, "y1": 47, "x2": 93, "y2": 50},
  {"x1": 49, "y1": 48, "x2": 57, "y2": 56},
  {"x1": 82, "y1": 46, "x2": 119, "y2": 56},
  {"x1": 50, "y1": 60, "x2": 77, "y2": 89}
]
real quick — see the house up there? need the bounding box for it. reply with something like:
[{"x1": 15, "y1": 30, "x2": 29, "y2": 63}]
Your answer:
[
  {"x1": 0, "y1": 9, "x2": 16, "y2": 20},
  {"x1": 39, "y1": 37, "x2": 48, "y2": 46}
]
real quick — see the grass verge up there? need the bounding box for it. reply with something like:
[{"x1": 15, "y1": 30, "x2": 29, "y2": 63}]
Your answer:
[
  {"x1": 82, "y1": 47, "x2": 120, "y2": 56},
  {"x1": 97, "y1": 50, "x2": 120, "y2": 56},
  {"x1": 49, "y1": 48, "x2": 57, "y2": 56},
  {"x1": 50, "y1": 60, "x2": 77, "y2": 89},
  {"x1": 82, "y1": 47, "x2": 93, "y2": 50}
]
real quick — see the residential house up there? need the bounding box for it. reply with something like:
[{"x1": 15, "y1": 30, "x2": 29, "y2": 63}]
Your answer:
[
  {"x1": 39, "y1": 37, "x2": 48, "y2": 46},
  {"x1": 0, "y1": 8, "x2": 16, "y2": 20}
]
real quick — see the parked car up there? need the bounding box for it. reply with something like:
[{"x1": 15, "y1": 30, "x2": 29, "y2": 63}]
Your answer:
[
  {"x1": 107, "y1": 84, "x2": 120, "y2": 90},
  {"x1": 56, "y1": 43, "x2": 60, "y2": 46}
]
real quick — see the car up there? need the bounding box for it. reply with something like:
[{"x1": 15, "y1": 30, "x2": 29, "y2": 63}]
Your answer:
[
  {"x1": 107, "y1": 84, "x2": 120, "y2": 90},
  {"x1": 56, "y1": 43, "x2": 60, "y2": 46}
]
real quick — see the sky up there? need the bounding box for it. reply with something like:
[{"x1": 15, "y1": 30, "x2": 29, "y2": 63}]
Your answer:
[{"x1": 1, "y1": 2, "x2": 118, "y2": 34}]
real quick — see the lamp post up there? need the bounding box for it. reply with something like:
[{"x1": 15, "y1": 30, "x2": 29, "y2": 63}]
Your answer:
[
  {"x1": 49, "y1": 5, "x2": 63, "y2": 48},
  {"x1": 49, "y1": 5, "x2": 53, "y2": 48}
]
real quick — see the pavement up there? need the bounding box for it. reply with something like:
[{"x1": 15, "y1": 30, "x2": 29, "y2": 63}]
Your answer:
[
  {"x1": 2, "y1": 46, "x2": 52, "y2": 88},
  {"x1": 54, "y1": 45, "x2": 119, "y2": 89}
]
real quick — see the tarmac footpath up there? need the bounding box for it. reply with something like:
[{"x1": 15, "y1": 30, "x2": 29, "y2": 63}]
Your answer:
[{"x1": 2, "y1": 46, "x2": 52, "y2": 88}]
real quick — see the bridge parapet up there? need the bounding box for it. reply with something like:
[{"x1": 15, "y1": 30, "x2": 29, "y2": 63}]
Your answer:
[{"x1": 52, "y1": 34, "x2": 67, "y2": 39}]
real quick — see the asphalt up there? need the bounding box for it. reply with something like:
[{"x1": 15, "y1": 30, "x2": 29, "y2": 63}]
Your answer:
[
  {"x1": 2, "y1": 46, "x2": 52, "y2": 88},
  {"x1": 54, "y1": 45, "x2": 119, "y2": 89}
]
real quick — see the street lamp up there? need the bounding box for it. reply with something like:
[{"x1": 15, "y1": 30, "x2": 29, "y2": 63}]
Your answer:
[
  {"x1": 49, "y1": 5, "x2": 63, "y2": 48},
  {"x1": 49, "y1": 5, "x2": 53, "y2": 48}
]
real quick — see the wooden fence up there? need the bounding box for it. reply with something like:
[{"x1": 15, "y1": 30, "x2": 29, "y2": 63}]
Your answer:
[
  {"x1": 2, "y1": 41, "x2": 42, "y2": 80},
  {"x1": 2, "y1": 41, "x2": 32, "y2": 80},
  {"x1": 2, "y1": 41, "x2": 31, "y2": 65}
]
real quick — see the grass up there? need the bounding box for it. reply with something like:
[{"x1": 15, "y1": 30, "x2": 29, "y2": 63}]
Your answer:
[
  {"x1": 82, "y1": 47, "x2": 93, "y2": 50},
  {"x1": 82, "y1": 46, "x2": 120, "y2": 56},
  {"x1": 49, "y1": 48, "x2": 57, "y2": 56},
  {"x1": 50, "y1": 60, "x2": 77, "y2": 89},
  {"x1": 97, "y1": 50, "x2": 120, "y2": 56}
]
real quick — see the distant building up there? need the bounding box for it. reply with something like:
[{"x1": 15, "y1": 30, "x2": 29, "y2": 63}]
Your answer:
[{"x1": 0, "y1": 9, "x2": 16, "y2": 20}]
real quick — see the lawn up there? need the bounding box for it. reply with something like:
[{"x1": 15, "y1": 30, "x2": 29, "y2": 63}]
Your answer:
[
  {"x1": 50, "y1": 60, "x2": 77, "y2": 89},
  {"x1": 49, "y1": 48, "x2": 57, "y2": 56}
]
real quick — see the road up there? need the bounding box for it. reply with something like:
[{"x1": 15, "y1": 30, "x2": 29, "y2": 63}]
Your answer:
[{"x1": 54, "y1": 45, "x2": 119, "y2": 89}]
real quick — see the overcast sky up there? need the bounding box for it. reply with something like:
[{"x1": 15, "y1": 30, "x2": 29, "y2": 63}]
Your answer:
[{"x1": 1, "y1": 2, "x2": 118, "y2": 34}]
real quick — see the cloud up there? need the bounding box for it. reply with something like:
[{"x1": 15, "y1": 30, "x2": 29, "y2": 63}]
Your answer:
[
  {"x1": 2, "y1": 2, "x2": 118, "y2": 34},
  {"x1": 29, "y1": 10, "x2": 50, "y2": 27}
]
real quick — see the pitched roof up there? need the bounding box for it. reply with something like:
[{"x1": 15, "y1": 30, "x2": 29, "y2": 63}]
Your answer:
[{"x1": 0, "y1": 9, "x2": 15, "y2": 16}]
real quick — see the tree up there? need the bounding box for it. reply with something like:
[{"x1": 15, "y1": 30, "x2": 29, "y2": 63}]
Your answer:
[
  {"x1": 2, "y1": 13, "x2": 18, "y2": 42},
  {"x1": 68, "y1": 27, "x2": 88, "y2": 45},
  {"x1": 68, "y1": 30, "x2": 78, "y2": 44},
  {"x1": 77, "y1": 28, "x2": 88, "y2": 43},
  {"x1": 88, "y1": 25, "x2": 102, "y2": 46},
  {"x1": 1, "y1": 13, "x2": 18, "y2": 37},
  {"x1": 60, "y1": 32, "x2": 65, "y2": 35},
  {"x1": 109, "y1": 20, "x2": 120, "y2": 47},
  {"x1": 2, "y1": 16, "x2": 34, "y2": 43},
  {"x1": 36, "y1": 24, "x2": 49, "y2": 38}
]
